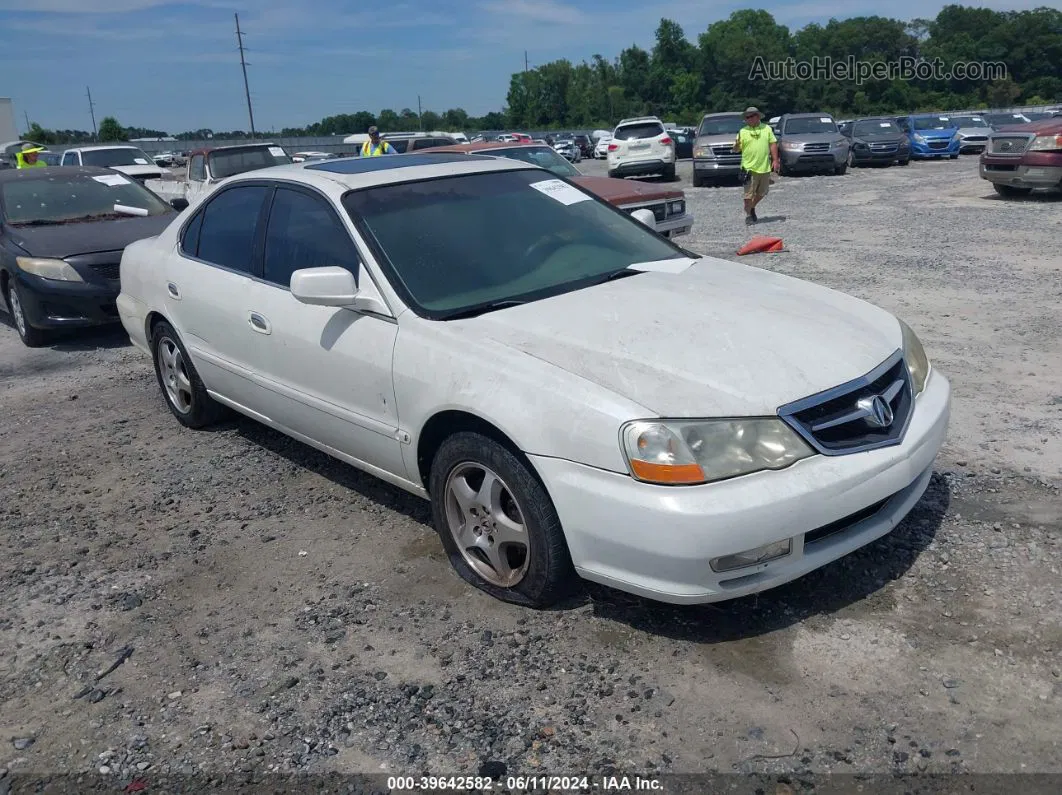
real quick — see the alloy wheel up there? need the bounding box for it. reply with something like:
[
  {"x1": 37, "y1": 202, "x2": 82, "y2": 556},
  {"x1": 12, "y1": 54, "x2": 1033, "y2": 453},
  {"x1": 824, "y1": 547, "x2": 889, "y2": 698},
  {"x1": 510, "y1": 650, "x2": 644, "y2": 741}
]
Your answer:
[
  {"x1": 443, "y1": 462, "x2": 530, "y2": 588},
  {"x1": 157, "y1": 336, "x2": 194, "y2": 414},
  {"x1": 8, "y1": 286, "x2": 27, "y2": 338}
]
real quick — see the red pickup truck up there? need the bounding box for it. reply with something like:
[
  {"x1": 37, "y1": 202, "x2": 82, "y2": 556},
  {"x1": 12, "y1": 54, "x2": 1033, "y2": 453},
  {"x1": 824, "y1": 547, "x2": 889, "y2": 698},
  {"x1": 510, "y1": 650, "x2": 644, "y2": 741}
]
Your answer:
[{"x1": 979, "y1": 116, "x2": 1062, "y2": 197}]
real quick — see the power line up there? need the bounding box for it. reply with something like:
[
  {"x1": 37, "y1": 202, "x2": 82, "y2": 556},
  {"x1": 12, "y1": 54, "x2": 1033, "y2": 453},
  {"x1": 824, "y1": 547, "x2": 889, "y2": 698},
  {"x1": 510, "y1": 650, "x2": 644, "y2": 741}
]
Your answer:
[
  {"x1": 235, "y1": 13, "x2": 256, "y2": 138},
  {"x1": 86, "y1": 86, "x2": 98, "y2": 141}
]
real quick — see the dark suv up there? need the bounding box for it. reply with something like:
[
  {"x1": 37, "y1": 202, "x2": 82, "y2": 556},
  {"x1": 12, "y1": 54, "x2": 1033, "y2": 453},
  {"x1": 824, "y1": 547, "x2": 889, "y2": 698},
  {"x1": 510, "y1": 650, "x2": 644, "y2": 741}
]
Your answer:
[{"x1": 572, "y1": 134, "x2": 593, "y2": 159}]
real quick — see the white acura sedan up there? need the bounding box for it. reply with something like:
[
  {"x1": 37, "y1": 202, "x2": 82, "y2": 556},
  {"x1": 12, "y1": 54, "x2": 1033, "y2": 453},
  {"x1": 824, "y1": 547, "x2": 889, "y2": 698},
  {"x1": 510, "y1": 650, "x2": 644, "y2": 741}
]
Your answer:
[{"x1": 117, "y1": 152, "x2": 950, "y2": 608}]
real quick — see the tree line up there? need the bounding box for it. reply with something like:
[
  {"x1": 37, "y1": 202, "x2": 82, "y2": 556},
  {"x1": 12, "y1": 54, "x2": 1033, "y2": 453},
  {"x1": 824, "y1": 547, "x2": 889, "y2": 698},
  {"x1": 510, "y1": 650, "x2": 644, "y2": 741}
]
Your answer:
[{"x1": 21, "y1": 5, "x2": 1062, "y2": 145}]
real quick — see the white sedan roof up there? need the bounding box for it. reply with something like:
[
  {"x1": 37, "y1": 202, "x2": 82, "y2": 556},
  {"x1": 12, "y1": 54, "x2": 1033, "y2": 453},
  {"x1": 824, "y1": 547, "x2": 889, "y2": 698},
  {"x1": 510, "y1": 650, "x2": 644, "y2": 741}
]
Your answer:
[{"x1": 221, "y1": 151, "x2": 532, "y2": 193}]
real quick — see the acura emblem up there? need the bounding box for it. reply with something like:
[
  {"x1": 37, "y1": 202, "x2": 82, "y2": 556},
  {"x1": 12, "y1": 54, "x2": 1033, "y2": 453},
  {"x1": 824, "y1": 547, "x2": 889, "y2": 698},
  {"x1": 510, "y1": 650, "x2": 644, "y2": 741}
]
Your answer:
[{"x1": 857, "y1": 395, "x2": 894, "y2": 428}]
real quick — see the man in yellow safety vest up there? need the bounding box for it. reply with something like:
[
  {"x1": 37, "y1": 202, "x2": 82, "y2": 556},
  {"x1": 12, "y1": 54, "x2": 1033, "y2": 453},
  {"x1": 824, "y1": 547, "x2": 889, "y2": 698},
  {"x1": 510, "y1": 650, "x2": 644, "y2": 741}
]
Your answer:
[
  {"x1": 16, "y1": 143, "x2": 48, "y2": 169},
  {"x1": 361, "y1": 126, "x2": 395, "y2": 157}
]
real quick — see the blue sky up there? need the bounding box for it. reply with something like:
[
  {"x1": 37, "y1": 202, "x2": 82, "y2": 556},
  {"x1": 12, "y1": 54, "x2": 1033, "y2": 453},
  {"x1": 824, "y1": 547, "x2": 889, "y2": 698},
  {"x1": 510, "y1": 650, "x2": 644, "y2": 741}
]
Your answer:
[{"x1": 0, "y1": 0, "x2": 1052, "y2": 134}]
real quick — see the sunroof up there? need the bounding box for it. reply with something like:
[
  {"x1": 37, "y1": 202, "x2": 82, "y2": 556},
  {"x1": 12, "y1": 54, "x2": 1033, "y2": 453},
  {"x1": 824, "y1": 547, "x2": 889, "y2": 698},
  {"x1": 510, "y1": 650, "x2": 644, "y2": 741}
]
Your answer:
[{"x1": 306, "y1": 152, "x2": 493, "y2": 174}]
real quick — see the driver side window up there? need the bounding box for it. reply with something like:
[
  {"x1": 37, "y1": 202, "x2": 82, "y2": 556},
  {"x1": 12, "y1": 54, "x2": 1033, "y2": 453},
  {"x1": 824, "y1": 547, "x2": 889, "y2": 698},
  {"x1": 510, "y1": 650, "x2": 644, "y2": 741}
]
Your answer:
[
  {"x1": 262, "y1": 187, "x2": 360, "y2": 289},
  {"x1": 189, "y1": 154, "x2": 206, "y2": 182}
]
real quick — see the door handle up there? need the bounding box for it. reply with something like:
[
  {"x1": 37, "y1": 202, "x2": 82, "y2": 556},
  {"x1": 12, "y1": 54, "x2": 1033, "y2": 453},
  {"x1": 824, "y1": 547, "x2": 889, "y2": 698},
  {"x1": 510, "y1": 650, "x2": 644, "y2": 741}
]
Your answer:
[
  {"x1": 248, "y1": 311, "x2": 271, "y2": 334},
  {"x1": 167, "y1": 282, "x2": 181, "y2": 299}
]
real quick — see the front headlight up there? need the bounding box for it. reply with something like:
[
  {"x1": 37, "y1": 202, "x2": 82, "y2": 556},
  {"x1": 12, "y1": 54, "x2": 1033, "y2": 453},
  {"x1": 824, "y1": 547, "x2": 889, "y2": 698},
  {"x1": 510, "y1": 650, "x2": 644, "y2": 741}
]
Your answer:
[
  {"x1": 899, "y1": 319, "x2": 931, "y2": 396},
  {"x1": 912, "y1": 133, "x2": 926, "y2": 143},
  {"x1": 621, "y1": 418, "x2": 814, "y2": 485},
  {"x1": 951, "y1": 134, "x2": 960, "y2": 144},
  {"x1": 693, "y1": 145, "x2": 714, "y2": 158},
  {"x1": 16, "y1": 256, "x2": 84, "y2": 282},
  {"x1": 780, "y1": 141, "x2": 803, "y2": 151},
  {"x1": 667, "y1": 200, "x2": 685, "y2": 216},
  {"x1": 1028, "y1": 134, "x2": 1062, "y2": 151}
]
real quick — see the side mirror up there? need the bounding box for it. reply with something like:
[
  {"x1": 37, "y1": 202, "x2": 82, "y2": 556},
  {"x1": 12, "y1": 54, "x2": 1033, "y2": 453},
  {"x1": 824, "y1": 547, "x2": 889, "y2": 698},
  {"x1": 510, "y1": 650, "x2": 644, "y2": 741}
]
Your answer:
[
  {"x1": 631, "y1": 208, "x2": 656, "y2": 228},
  {"x1": 290, "y1": 266, "x2": 390, "y2": 315},
  {"x1": 170, "y1": 197, "x2": 189, "y2": 211}
]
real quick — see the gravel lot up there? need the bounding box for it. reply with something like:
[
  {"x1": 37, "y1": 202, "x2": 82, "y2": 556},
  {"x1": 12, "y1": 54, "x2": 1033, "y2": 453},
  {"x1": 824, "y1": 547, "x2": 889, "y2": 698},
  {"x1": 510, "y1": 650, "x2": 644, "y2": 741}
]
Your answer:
[{"x1": 1, "y1": 155, "x2": 1060, "y2": 790}]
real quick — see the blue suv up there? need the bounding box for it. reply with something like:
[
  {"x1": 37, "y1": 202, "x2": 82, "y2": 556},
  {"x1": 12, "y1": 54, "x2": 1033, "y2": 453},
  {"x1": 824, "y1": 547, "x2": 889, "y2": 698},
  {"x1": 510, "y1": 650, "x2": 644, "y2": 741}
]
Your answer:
[{"x1": 896, "y1": 114, "x2": 961, "y2": 160}]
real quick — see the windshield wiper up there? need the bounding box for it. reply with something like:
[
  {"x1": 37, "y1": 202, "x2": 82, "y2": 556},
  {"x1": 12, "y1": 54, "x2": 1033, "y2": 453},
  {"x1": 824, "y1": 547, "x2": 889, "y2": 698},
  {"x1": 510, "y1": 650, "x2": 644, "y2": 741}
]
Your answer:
[
  {"x1": 594, "y1": 268, "x2": 642, "y2": 284},
  {"x1": 10, "y1": 213, "x2": 125, "y2": 227},
  {"x1": 440, "y1": 299, "x2": 526, "y2": 320}
]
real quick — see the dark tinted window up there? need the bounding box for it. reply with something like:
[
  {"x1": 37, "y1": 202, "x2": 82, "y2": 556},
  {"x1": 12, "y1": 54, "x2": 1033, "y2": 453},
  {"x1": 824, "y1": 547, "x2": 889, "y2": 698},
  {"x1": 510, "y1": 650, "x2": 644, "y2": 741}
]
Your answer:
[
  {"x1": 614, "y1": 122, "x2": 664, "y2": 140},
  {"x1": 263, "y1": 188, "x2": 359, "y2": 288},
  {"x1": 782, "y1": 117, "x2": 837, "y2": 134},
  {"x1": 385, "y1": 139, "x2": 410, "y2": 153},
  {"x1": 196, "y1": 186, "x2": 269, "y2": 273},
  {"x1": 208, "y1": 146, "x2": 291, "y2": 179},
  {"x1": 180, "y1": 209, "x2": 205, "y2": 257}
]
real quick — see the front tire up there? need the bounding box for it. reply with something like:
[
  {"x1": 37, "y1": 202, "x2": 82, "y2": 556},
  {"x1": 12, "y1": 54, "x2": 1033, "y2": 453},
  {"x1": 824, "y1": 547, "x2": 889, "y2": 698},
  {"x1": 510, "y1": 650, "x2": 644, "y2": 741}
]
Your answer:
[
  {"x1": 692, "y1": 171, "x2": 704, "y2": 188},
  {"x1": 898, "y1": 158, "x2": 910, "y2": 166},
  {"x1": 151, "y1": 320, "x2": 225, "y2": 428},
  {"x1": 429, "y1": 432, "x2": 576, "y2": 608},
  {"x1": 5, "y1": 280, "x2": 47, "y2": 347},
  {"x1": 992, "y1": 183, "x2": 1032, "y2": 198},
  {"x1": 834, "y1": 162, "x2": 848, "y2": 176}
]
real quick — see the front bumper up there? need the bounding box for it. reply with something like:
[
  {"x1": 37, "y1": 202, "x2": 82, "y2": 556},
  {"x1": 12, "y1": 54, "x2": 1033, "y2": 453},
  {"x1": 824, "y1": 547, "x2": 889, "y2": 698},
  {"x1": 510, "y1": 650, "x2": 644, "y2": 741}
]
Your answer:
[
  {"x1": 13, "y1": 271, "x2": 121, "y2": 330},
  {"x1": 780, "y1": 149, "x2": 845, "y2": 170},
  {"x1": 980, "y1": 158, "x2": 1062, "y2": 189},
  {"x1": 693, "y1": 157, "x2": 742, "y2": 177},
  {"x1": 530, "y1": 369, "x2": 950, "y2": 605},
  {"x1": 655, "y1": 212, "x2": 693, "y2": 238},
  {"x1": 851, "y1": 148, "x2": 908, "y2": 163},
  {"x1": 910, "y1": 140, "x2": 959, "y2": 158}
]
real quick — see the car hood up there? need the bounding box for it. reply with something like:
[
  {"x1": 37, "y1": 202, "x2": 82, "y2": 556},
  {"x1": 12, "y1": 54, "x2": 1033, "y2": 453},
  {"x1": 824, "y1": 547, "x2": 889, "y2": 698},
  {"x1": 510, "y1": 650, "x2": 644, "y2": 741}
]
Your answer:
[
  {"x1": 852, "y1": 133, "x2": 907, "y2": 144},
  {"x1": 450, "y1": 257, "x2": 902, "y2": 416},
  {"x1": 955, "y1": 127, "x2": 990, "y2": 136},
  {"x1": 5, "y1": 214, "x2": 174, "y2": 258},
  {"x1": 912, "y1": 128, "x2": 957, "y2": 137},
  {"x1": 573, "y1": 175, "x2": 682, "y2": 204},
  {"x1": 109, "y1": 164, "x2": 166, "y2": 177}
]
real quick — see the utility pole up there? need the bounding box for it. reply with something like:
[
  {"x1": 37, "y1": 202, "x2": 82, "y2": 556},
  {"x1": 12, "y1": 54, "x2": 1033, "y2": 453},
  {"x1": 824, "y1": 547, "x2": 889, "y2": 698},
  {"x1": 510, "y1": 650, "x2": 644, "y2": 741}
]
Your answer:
[
  {"x1": 23, "y1": 110, "x2": 31, "y2": 134},
  {"x1": 235, "y1": 13, "x2": 256, "y2": 138},
  {"x1": 86, "y1": 86, "x2": 98, "y2": 141},
  {"x1": 524, "y1": 51, "x2": 529, "y2": 72},
  {"x1": 417, "y1": 95, "x2": 423, "y2": 130}
]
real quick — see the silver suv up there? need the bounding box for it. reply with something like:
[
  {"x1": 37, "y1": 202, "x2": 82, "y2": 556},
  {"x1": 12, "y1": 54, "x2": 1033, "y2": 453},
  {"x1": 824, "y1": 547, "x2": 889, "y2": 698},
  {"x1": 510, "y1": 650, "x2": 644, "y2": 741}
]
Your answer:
[
  {"x1": 776, "y1": 113, "x2": 850, "y2": 176},
  {"x1": 692, "y1": 112, "x2": 745, "y2": 187}
]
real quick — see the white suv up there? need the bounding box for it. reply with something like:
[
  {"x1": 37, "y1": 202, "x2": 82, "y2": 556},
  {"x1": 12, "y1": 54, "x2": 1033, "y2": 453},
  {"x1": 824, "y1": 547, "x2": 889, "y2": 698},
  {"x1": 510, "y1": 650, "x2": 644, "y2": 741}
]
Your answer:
[{"x1": 607, "y1": 116, "x2": 676, "y2": 180}]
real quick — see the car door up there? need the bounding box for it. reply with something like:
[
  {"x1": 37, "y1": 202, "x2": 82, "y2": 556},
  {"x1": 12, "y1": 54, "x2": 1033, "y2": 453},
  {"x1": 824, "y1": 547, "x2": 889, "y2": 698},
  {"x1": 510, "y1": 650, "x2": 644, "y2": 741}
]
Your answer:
[
  {"x1": 166, "y1": 183, "x2": 273, "y2": 411},
  {"x1": 244, "y1": 183, "x2": 404, "y2": 477}
]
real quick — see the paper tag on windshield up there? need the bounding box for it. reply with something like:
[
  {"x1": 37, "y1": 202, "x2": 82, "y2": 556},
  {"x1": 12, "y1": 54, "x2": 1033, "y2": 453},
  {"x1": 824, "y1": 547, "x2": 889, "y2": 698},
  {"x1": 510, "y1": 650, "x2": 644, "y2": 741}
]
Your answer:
[
  {"x1": 530, "y1": 179, "x2": 590, "y2": 206},
  {"x1": 93, "y1": 174, "x2": 130, "y2": 187},
  {"x1": 820, "y1": 117, "x2": 831, "y2": 123},
  {"x1": 134, "y1": 158, "x2": 148, "y2": 164},
  {"x1": 268, "y1": 147, "x2": 286, "y2": 157},
  {"x1": 880, "y1": 122, "x2": 890, "y2": 127},
  {"x1": 940, "y1": 117, "x2": 949, "y2": 121}
]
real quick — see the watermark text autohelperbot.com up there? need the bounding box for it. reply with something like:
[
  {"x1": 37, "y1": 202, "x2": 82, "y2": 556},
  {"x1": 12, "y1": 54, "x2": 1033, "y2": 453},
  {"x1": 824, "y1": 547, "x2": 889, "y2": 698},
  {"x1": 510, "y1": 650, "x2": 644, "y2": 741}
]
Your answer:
[{"x1": 749, "y1": 55, "x2": 1008, "y2": 85}]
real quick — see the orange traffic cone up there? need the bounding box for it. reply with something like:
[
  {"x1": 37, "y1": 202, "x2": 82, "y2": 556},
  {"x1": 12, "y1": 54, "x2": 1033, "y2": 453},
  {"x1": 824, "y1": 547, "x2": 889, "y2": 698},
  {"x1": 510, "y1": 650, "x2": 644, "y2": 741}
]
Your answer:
[{"x1": 736, "y1": 236, "x2": 785, "y2": 255}]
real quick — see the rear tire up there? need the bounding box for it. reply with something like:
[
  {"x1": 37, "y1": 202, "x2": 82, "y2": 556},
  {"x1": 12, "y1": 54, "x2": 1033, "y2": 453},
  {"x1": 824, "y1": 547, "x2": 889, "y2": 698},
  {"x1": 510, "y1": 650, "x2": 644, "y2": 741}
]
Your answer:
[
  {"x1": 663, "y1": 164, "x2": 677, "y2": 181},
  {"x1": 607, "y1": 169, "x2": 619, "y2": 179},
  {"x1": 992, "y1": 183, "x2": 1032, "y2": 198},
  {"x1": 151, "y1": 320, "x2": 226, "y2": 428},
  {"x1": 949, "y1": 153, "x2": 959, "y2": 160},
  {"x1": 5, "y1": 280, "x2": 47, "y2": 347},
  {"x1": 429, "y1": 432, "x2": 576, "y2": 608}
]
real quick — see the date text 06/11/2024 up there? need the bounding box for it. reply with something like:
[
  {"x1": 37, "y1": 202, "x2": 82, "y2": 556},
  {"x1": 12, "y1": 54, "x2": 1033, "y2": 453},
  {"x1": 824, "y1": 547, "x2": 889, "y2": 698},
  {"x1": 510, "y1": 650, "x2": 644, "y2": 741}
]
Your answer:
[{"x1": 386, "y1": 775, "x2": 664, "y2": 792}]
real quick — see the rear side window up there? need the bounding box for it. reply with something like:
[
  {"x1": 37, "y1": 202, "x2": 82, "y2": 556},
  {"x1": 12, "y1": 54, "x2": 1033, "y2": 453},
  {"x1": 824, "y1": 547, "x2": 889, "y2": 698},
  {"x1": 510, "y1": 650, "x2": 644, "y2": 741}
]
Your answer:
[
  {"x1": 195, "y1": 186, "x2": 269, "y2": 274},
  {"x1": 180, "y1": 209, "x2": 204, "y2": 257},
  {"x1": 262, "y1": 188, "x2": 359, "y2": 288},
  {"x1": 614, "y1": 123, "x2": 664, "y2": 141},
  {"x1": 189, "y1": 154, "x2": 206, "y2": 181},
  {"x1": 386, "y1": 139, "x2": 410, "y2": 153}
]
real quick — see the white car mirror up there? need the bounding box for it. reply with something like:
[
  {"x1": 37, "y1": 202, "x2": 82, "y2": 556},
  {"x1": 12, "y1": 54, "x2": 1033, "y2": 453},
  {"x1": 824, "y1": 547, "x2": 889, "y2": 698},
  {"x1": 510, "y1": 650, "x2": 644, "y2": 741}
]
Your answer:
[
  {"x1": 290, "y1": 266, "x2": 359, "y2": 306},
  {"x1": 631, "y1": 208, "x2": 656, "y2": 228},
  {"x1": 290, "y1": 266, "x2": 391, "y2": 316}
]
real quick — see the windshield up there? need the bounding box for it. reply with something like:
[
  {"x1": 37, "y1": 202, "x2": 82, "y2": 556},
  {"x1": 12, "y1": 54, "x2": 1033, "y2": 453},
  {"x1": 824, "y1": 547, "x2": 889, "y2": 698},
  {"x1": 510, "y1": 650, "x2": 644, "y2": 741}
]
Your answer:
[
  {"x1": 488, "y1": 146, "x2": 579, "y2": 177},
  {"x1": 208, "y1": 146, "x2": 292, "y2": 179},
  {"x1": 783, "y1": 117, "x2": 837, "y2": 134},
  {"x1": 343, "y1": 169, "x2": 684, "y2": 318},
  {"x1": 1, "y1": 171, "x2": 173, "y2": 224},
  {"x1": 954, "y1": 116, "x2": 990, "y2": 128},
  {"x1": 698, "y1": 116, "x2": 744, "y2": 136},
  {"x1": 854, "y1": 120, "x2": 899, "y2": 136},
  {"x1": 81, "y1": 148, "x2": 154, "y2": 167},
  {"x1": 912, "y1": 116, "x2": 954, "y2": 130}
]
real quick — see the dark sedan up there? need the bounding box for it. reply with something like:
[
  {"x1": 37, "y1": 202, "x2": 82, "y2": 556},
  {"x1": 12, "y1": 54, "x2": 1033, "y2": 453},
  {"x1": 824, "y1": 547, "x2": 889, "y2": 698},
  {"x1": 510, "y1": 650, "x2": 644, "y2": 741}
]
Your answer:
[
  {"x1": 0, "y1": 166, "x2": 178, "y2": 346},
  {"x1": 842, "y1": 117, "x2": 911, "y2": 167}
]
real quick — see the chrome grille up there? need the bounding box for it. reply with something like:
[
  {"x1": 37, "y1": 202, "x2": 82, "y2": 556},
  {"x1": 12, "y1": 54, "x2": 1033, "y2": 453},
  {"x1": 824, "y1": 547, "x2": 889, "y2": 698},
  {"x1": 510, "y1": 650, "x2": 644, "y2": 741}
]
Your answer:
[
  {"x1": 961, "y1": 135, "x2": 988, "y2": 142},
  {"x1": 803, "y1": 142, "x2": 830, "y2": 152},
  {"x1": 711, "y1": 145, "x2": 735, "y2": 156},
  {"x1": 870, "y1": 144, "x2": 898, "y2": 152},
  {"x1": 777, "y1": 351, "x2": 913, "y2": 455},
  {"x1": 990, "y1": 136, "x2": 1030, "y2": 154}
]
